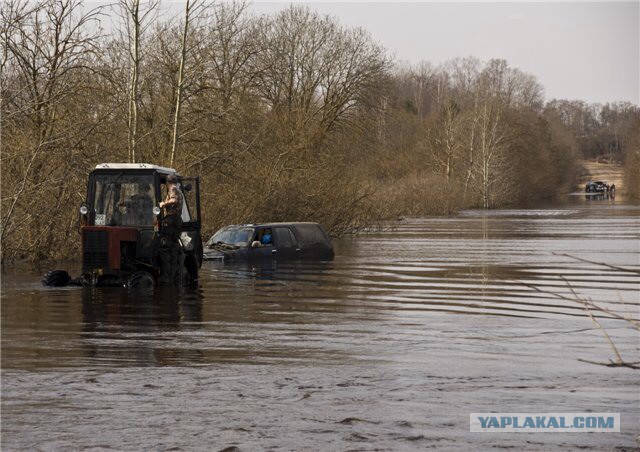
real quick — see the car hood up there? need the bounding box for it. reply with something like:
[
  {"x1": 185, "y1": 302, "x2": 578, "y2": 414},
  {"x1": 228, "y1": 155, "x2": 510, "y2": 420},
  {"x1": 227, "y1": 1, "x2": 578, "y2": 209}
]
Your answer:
[{"x1": 203, "y1": 248, "x2": 228, "y2": 260}]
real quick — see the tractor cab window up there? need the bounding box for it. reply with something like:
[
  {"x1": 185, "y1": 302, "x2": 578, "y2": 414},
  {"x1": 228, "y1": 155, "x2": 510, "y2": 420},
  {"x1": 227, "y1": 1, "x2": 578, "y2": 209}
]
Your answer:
[{"x1": 93, "y1": 174, "x2": 155, "y2": 226}]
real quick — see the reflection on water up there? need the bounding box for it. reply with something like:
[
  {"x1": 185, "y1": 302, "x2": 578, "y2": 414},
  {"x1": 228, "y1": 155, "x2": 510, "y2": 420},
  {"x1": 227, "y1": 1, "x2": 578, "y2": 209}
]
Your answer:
[
  {"x1": 80, "y1": 288, "x2": 205, "y2": 367},
  {"x1": 584, "y1": 191, "x2": 617, "y2": 202},
  {"x1": 2, "y1": 197, "x2": 639, "y2": 450}
]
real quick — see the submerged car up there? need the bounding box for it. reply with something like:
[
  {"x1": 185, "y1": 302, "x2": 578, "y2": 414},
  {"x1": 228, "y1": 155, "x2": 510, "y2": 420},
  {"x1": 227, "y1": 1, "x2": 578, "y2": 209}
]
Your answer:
[
  {"x1": 42, "y1": 163, "x2": 203, "y2": 288},
  {"x1": 585, "y1": 181, "x2": 609, "y2": 193},
  {"x1": 204, "y1": 222, "x2": 334, "y2": 261}
]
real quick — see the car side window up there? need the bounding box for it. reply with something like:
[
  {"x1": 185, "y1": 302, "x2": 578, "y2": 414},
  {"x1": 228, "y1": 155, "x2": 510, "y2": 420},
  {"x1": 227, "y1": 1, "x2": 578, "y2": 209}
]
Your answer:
[
  {"x1": 255, "y1": 228, "x2": 273, "y2": 246},
  {"x1": 274, "y1": 227, "x2": 296, "y2": 249}
]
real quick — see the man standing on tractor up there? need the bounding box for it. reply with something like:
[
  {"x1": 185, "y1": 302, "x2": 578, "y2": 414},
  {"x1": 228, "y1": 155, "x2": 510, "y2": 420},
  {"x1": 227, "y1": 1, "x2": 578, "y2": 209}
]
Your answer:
[{"x1": 158, "y1": 173, "x2": 184, "y2": 284}]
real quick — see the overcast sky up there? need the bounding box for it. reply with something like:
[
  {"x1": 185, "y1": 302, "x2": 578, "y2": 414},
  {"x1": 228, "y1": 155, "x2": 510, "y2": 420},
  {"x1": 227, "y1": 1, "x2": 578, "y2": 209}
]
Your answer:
[{"x1": 249, "y1": 1, "x2": 639, "y2": 104}]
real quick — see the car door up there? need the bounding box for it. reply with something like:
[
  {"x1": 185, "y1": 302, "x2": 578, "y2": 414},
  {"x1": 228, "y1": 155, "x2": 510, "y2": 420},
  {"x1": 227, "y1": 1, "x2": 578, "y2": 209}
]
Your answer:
[{"x1": 273, "y1": 227, "x2": 299, "y2": 259}]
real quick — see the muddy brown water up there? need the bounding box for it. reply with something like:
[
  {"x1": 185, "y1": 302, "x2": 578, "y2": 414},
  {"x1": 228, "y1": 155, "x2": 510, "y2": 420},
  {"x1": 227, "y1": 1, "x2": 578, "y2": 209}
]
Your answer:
[{"x1": 2, "y1": 195, "x2": 639, "y2": 450}]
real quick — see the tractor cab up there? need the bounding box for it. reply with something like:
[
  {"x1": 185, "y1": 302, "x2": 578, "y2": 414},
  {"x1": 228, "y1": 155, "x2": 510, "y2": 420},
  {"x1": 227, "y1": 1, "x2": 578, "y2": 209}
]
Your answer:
[{"x1": 43, "y1": 163, "x2": 203, "y2": 288}]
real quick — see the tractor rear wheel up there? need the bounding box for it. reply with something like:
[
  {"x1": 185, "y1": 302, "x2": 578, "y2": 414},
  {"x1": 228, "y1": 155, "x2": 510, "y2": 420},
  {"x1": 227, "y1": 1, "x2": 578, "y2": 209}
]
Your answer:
[{"x1": 42, "y1": 270, "x2": 71, "y2": 287}]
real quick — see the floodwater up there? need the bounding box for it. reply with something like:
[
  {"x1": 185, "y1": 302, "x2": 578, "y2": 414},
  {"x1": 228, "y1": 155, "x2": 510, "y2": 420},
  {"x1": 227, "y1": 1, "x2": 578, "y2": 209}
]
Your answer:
[{"x1": 2, "y1": 195, "x2": 639, "y2": 450}]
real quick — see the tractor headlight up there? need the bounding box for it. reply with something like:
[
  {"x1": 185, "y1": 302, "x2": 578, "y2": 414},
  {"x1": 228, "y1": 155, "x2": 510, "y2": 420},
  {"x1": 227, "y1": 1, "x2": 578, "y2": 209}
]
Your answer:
[
  {"x1": 79, "y1": 205, "x2": 88, "y2": 215},
  {"x1": 153, "y1": 206, "x2": 161, "y2": 216}
]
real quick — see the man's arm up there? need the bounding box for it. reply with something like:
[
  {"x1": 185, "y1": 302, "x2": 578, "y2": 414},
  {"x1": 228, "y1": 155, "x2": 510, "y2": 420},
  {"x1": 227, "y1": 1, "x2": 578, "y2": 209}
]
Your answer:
[{"x1": 160, "y1": 187, "x2": 180, "y2": 208}]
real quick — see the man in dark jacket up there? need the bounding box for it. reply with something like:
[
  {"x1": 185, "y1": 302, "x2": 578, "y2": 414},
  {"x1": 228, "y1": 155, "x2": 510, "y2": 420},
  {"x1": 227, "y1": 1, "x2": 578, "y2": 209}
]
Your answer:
[{"x1": 159, "y1": 173, "x2": 184, "y2": 284}]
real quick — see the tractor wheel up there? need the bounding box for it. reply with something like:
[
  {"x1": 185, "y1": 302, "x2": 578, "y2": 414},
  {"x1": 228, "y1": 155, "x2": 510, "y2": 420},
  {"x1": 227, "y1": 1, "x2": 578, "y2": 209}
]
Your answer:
[
  {"x1": 42, "y1": 270, "x2": 71, "y2": 287},
  {"x1": 126, "y1": 271, "x2": 155, "y2": 290}
]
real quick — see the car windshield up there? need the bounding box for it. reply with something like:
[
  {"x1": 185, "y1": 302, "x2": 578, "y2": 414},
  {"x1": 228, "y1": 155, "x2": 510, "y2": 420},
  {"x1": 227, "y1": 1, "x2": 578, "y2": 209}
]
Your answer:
[
  {"x1": 207, "y1": 227, "x2": 254, "y2": 247},
  {"x1": 92, "y1": 174, "x2": 155, "y2": 226}
]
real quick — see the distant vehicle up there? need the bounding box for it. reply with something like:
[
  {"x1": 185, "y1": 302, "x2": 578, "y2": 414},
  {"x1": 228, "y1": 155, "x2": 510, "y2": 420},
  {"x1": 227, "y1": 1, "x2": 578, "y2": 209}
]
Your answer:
[
  {"x1": 585, "y1": 181, "x2": 609, "y2": 193},
  {"x1": 204, "y1": 222, "x2": 334, "y2": 261},
  {"x1": 42, "y1": 163, "x2": 203, "y2": 288}
]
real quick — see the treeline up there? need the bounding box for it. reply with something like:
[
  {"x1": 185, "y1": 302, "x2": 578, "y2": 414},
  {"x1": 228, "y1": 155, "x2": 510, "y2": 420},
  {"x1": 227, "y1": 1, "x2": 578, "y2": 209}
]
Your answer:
[
  {"x1": 543, "y1": 100, "x2": 640, "y2": 198},
  {"x1": 544, "y1": 100, "x2": 639, "y2": 162},
  {"x1": 0, "y1": 0, "x2": 631, "y2": 262},
  {"x1": 378, "y1": 59, "x2": 580, "y2": 211}
]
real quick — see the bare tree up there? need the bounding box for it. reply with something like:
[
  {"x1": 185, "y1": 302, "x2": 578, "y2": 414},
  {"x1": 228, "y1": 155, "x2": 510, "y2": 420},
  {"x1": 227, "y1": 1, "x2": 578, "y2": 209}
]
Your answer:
[
  {"x1": 256, "y1": 6, "x2": 387, "y2": 150},
  {"x1": 411, "y1": 61, "x2": 436, "y2": 117},
  {"x1": 426, "y1": 100, "x2": 464, "y2": 180},
  {"x1": 169, "y1": 0, "x2": 209, "y2": 167},
  {"x1": 118, "y1": 0, "x2": 157, "y2": 163},
  {"x1": 473, "y1": 99, "x2": 510, "y2": 208},
  {"x1": 206, "y1": 1, "x2": 256, "y2": 112}
]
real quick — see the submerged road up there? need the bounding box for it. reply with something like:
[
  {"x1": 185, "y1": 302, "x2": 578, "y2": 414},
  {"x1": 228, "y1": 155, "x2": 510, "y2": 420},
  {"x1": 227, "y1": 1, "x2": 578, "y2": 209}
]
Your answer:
[{"x1": 2, "y1": 195, "x2": 639, "y2": 450}]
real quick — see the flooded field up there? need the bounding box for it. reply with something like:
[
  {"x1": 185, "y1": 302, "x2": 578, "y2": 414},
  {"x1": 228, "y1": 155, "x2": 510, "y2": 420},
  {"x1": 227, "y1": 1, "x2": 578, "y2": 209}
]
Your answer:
[{"x1": 2, "y1": 196, "x2": 639, "y2": 450}]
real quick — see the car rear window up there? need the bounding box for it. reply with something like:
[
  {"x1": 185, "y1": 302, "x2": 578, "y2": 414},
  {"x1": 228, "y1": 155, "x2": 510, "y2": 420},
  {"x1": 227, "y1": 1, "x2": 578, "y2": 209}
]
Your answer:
[{"x1": 293, "y1": 224, "x2": 331, "y2": 248}]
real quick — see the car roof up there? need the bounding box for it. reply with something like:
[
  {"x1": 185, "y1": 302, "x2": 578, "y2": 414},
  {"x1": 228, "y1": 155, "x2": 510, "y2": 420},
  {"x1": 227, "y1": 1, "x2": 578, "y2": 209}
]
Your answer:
[
  {"x1": 224, "y1": 222, "x2": 323, "y2": 228},
  {"x1": 94, "y1": 163, "x2": 179, "y2": 175}
]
